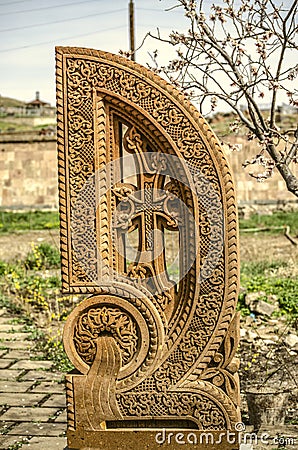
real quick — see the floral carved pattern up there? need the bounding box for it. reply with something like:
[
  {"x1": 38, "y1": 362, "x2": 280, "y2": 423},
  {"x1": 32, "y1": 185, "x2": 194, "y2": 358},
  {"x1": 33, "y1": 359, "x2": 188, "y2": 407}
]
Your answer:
[
  {"x1": 116, "y1": 392, "x2": 226, "y2": 430},
  {"x1": 74, "y1": 306, "x2": 138, "y2": 367}
]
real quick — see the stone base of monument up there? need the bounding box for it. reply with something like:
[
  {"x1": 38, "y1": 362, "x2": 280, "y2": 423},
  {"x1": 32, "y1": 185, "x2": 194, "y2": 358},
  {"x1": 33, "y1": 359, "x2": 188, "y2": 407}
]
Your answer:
[
  {"x1": 66, "y1": 429, "x2": 241, "y2": 449},
  {"x1": 65, "y1": 369, "x2": 242, "y2": 450}
]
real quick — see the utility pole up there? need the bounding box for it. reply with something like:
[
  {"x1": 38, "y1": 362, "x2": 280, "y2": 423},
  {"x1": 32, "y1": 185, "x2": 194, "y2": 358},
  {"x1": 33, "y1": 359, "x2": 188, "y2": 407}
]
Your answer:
[{"x1": 129, "y1": 0, "x2": 135, "y2": 61}]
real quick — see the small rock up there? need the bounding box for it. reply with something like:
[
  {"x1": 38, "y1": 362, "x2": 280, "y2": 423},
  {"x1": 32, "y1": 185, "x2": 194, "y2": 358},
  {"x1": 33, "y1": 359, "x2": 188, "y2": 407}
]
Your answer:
[
  {"x1": 250, "y1": 299, "x2": 278, "y2": 317},
  {"x1": 284, "y1": 333, "x2": 298, "y2": 348},
  {"x1": 266, "y1": 319, "x2": 279, "y2": 325},
  {"x1": 240, "y1": 328, "x2": 247, "y2": 338},
  {"x1": 238, "y1": 205, "x2": 256, "y2": 220},
  {"x1": 245, "y1": 291, "x2": 266, "y2": 307},
  {"x1": 258, "y1": 330, "x2": 279, "y2": 341},
  {"x1": 262, "y1": 339, "x2": 278, "y2": 346},
  {"x1": 244, "y1": 316, "x2": 255, "y2": 327},
  {"x1": 267, "y1": 294, "x2": 279, "y2": 305},
  {"x1": 247, "y1": 330, "x2": 258, "y2": 341}
]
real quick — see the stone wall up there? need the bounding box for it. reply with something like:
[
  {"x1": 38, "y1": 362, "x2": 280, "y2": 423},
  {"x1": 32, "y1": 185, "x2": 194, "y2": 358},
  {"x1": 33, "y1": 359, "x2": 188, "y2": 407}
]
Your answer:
[
  {"x1": 224, "y1": 136, "x2": 298, "y2": 204},
  {"x1": 0, "y1": 134, "x2": 297, "y2": 210},
  {"x1": 13, "y1": 117, "x2": 57, "y2": 127},
  {"x1": 0, "y1": 134, "x2": 58, "y2": 209}
]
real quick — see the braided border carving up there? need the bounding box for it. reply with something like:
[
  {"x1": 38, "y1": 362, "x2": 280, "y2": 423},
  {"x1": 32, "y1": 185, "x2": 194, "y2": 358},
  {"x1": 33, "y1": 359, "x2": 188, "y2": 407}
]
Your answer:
[{"x1": 56, "y1": 49, "x2": 69, "y2": 289}]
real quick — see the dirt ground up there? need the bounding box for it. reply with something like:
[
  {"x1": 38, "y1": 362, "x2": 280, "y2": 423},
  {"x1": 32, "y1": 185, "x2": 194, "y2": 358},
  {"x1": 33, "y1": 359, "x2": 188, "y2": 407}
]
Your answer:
[
  {"x1": 0, "y1": 229, "x2": 297, "y2": 265},
  {"x1": 240, "y1": 232, "x2": 298, "y2": 265},
  {"x1": 0, "y1": 229, "x2": 60, "y2": 262}
]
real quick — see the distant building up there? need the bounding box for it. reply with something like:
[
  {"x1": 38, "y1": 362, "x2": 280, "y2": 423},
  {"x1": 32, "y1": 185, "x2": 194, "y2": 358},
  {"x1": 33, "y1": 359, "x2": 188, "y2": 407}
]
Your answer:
[
  {"x1": 240, "y1": 103, "x2": 272, "y2": 114},
  {"x1": 240, "y1": 102, "x2": 297, "y2": 115},
  {"x1": 277, "y1": 103, "x2": 298, "y2": 115},
  {"x1": 0, "y1": 92, "x2": 56, "y2": 118},
  {"x1": 25, "y1": 91, "x2": 55, "y2": 117}
]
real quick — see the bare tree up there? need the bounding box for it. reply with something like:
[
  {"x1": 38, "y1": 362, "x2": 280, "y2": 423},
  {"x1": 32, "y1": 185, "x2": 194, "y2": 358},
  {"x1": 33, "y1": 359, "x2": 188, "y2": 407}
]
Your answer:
[{"x1": 144, "y1": 0, "x2": 298, "y2": 197}]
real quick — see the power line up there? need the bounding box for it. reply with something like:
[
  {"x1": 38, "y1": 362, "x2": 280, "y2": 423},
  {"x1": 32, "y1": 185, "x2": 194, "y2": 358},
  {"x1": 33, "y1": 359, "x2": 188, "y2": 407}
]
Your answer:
[
  {"x1": 0, "y1": 0, "x2": 104, "y2": 16},
  {"x1": 138, "y1": 7, "x2": 179, "y2": 12},
  {"x1": 0, "y1": 0, "x2": 32, "y2": 5},
  {"x1": 0, "y1": 25, "x2": 126, "y2": 53},
  {"x1": 0, "y1": 9, "x2": 126, "y2": 33}
]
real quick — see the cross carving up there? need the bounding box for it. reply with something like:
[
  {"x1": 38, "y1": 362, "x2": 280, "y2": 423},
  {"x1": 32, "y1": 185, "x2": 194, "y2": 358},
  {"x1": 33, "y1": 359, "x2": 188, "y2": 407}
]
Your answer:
[{"x1": 113, "y1": 126, "x2": 181, "y2": 294}]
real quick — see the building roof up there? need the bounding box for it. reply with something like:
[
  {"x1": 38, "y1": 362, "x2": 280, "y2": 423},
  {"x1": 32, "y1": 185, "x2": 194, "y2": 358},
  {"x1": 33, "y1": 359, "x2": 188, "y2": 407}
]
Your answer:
[{"x1": 26, "y1": 91, "x2": 51, "y2": 108}]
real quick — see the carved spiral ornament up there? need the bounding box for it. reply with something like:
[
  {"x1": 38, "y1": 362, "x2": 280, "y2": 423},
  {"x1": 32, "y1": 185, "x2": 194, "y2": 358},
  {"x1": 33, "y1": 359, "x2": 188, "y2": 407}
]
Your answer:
[{"x1": 63, "y1": 286, "x2": 164, "y2": 390}]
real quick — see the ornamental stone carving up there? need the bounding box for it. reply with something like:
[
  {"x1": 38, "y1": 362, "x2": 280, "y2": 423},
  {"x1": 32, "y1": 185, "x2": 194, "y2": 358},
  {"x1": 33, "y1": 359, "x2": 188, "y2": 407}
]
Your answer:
[{"x1": 56, "y1": 46, "x2": 241, "y2": 450}]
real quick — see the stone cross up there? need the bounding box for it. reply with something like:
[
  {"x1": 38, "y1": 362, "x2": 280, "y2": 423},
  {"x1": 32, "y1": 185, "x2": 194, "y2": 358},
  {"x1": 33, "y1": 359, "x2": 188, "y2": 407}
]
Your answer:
[{"x1": 56, "y1": 46, "x2": 241, "y2": 450}]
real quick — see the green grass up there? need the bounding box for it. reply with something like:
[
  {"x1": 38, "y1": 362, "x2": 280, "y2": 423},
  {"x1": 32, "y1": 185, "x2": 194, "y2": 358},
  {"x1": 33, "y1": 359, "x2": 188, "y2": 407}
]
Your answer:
[
  {"x1": 239, "y1": 259, "x2": 298, "y2": 317},
  {"x1": 0, "y1": 244, "x2": 73, "y2": 372},
  {"x1": 1, "y1": 209, "x2": 297, "y2": 235},
  {"x1": 0, "y1": 119, "x2": 56, "y2": 133},
  {"x1": 0, "y1": 210, "x2": 297, "y2": 371},
  {"x1": 241, "y1": 275, "x2": 298, "y2": 316},
  {"x1": 33, "y1": 123, "x2": 56, "y2": 130},
  {"x1": 24, "y1": 242, "x2": 60, "y2": 269},
  {"x1": 0, "y1": 293, "x2": 73, "y2": 373},
  {"x1": 239, "y1": 211, "x2": 298, "y2": 235},
  {"x1": 0, "y1": 207, "x2": 296, "y2": 237},
  {"x1": 0, "y1": 210, "x2": 59, "y2": 233},
  {"x1": 241, "y1": 260, "x2": 288, "y2": 278},
  {"x1": 0, "y1": 292, "x2": 25, "y2": 316},
  {"x1": 0, "y1": 120, "x2": 32, "y2": 133}
]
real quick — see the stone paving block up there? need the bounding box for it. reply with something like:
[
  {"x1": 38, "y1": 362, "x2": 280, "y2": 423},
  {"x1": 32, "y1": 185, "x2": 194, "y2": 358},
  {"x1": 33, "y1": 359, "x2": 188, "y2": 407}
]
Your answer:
[
  {"x1": 0, "y1": 434, "x2": 27, "y2": 450},
  {"x1": 0, "y1": 340, "x2": 32, "y2": 350},
  {"x1": 9, "y1": 359, "x2": 53, "y2": 370},
  {"x1": 0, "y1": 368, "x2": 24, "y2": 380},
  {"x1": 0, "y1": 332, "x2": 30, "y2": 341},
  {"x1": 3, "y1": 350, "x2": 43, "y2": 360},
  {"x1": 0, "y1": 380, "x2": 34, "y2": 392},
  {"x1": 31, "y1": 381, "x2": 65, "y2": 394},
  {"x1": 0, "y1": 309, "x2": 6, "y2": 317},
  {"x1": 0, "y1": 317, "x2": 12, "y2": 324},
  {"x1": 0, "y1": 324, "x2": 25, "y2": 332},
  {"x1": 0, "y1": 350, "x2": 7, "y2": 358},
  {"x1": 1, "y1": 406, "x2": 61, "y2": 422},
  {"x1": 7, "y1": 421, "x2": 66, "y2": 437},
  {"x1": 0, "y1": 358, "x2": 15, "y2": 369},
  {"x1": 53, "y1": 409, "x2": 67, "y2": 423},
  {"x1": 22, "y1": 436, "x2": 67, "y2": 449},
  {"x1": 0, "y1": 421, "x2": 15, "y2": 434},
  {"x1": 43, "y1": 394, "x2": 66, "y2": 408},
  {"x1": 0, "y1": 392, "x2": 46, "y2": 407},
  {"x1": 21, "y1": 370, "x2": 63, "y2": 382}
]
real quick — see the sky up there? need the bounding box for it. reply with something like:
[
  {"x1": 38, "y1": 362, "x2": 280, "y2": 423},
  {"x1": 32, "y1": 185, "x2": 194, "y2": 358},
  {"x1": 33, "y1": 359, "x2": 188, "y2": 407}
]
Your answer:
[
  {"x1": 0, "y1": 0, "x2": 192, "y2": 106},
  {"x1": 0, "y1": 0, "x2": 295, "y2": 110}
]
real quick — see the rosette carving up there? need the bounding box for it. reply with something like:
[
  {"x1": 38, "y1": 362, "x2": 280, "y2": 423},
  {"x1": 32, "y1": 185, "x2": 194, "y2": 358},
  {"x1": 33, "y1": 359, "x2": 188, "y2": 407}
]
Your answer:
[{"x1": 74, "y1": 306, "x2": 138, "y2": 367}]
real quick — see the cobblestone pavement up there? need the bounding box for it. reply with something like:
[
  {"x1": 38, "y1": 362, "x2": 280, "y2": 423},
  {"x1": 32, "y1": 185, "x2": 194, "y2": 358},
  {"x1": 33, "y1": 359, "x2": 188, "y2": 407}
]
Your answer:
[
  {"x1": 1, "y1": 307, "x2": 297, "y2": 450},
  {"x1": 0, "y1": 307, "x2": 67, "y2": 449}
]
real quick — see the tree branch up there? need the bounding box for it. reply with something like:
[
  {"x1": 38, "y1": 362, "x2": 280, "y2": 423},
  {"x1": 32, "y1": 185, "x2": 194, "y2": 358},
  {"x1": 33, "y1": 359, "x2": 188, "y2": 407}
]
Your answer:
[{"x1": 142, "y1": 0, "x2": 298, "y2": 197}]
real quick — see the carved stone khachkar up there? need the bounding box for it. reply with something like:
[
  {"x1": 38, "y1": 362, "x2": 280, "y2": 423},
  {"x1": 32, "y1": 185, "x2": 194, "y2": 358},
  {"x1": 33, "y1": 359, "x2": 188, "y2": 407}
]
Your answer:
[{"x1": 56, "y1": 46, "x2": 241, "y2": 450}]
